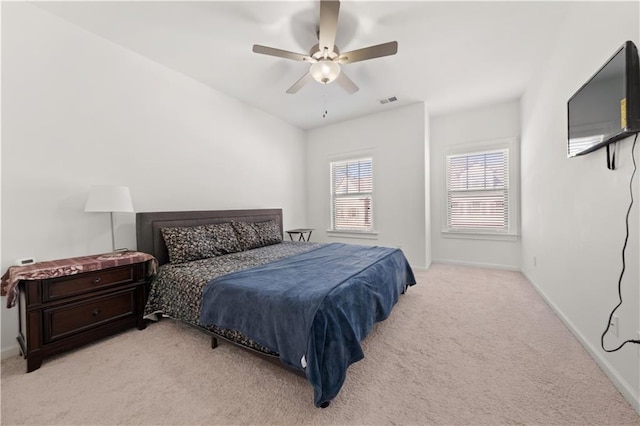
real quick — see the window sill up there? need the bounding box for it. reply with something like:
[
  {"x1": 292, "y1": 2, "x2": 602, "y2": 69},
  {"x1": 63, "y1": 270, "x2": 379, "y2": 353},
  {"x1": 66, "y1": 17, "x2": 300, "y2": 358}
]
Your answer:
[
  {"x1": 327, "y1": 230, "x2": 379, "y2": 240},
  {"x1": 441, "y1": 230, "x2": 519, "y2": 242}
]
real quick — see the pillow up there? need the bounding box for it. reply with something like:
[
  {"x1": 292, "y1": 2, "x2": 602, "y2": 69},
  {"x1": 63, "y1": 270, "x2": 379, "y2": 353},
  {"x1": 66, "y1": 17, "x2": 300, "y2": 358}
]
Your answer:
[
  {"x1": 161, "y1": 225, "x2": 217, "y2": 264},
  {"x1": 252, "y1": 220, "x2": 282, "y2": 247},
  {"x1": 205, "y1": 222, "x2": 242, "y2": 255},
  {"x1": 231, "y1": 221, "x2": 262, "y2": 251}
]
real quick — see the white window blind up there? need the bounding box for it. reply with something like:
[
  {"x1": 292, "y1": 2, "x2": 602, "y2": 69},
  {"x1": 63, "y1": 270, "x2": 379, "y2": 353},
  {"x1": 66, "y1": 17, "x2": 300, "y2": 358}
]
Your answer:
[
  {"x1": 446, "y1": 149, "x2": 509, "y2": 232},
  {"x1": 331, "y1": 158, "x2": 373, "y2": 231}
]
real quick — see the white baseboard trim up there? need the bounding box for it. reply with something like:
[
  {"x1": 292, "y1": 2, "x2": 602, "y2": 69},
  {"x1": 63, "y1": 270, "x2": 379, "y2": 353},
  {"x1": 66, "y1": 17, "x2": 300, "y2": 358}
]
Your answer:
[
  {"x1": 2, "y1": 344, "x2": 21, "y2": 360},
  {"x1": 522, "y1": 270, "x2": 640, "y2": 415},
  {"x1": 432, "y1": 258, "x2": 520, "y2": 272}
]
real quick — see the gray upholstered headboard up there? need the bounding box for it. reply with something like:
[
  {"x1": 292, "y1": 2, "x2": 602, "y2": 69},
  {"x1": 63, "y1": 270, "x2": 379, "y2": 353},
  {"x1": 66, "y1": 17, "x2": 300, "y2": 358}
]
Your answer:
[{"x1": 136, "y1": 208, "x2": 283, "y2": 266}]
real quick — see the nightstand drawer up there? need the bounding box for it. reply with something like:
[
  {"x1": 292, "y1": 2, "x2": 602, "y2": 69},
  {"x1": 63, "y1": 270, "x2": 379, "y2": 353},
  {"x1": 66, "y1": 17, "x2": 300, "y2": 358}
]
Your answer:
[
  {"x1": 45, "y1": 266, "x2": 136, "y2": 302},
  {"x1": 44, "y1": 290, "x2": 136, "y2": 342}
]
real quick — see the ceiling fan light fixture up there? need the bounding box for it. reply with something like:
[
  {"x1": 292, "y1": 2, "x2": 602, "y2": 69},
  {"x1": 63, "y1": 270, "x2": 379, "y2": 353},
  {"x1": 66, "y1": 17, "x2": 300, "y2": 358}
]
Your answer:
[{"x1": 310, "y1": 60, "x2": 341, "y2": 84}]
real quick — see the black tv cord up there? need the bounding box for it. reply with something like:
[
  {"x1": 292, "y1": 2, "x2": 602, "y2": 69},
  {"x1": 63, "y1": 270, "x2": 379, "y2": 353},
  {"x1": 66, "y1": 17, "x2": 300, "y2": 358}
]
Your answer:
[{"x1": 601, "y1": 132, "x2": 639, "y2": 352}]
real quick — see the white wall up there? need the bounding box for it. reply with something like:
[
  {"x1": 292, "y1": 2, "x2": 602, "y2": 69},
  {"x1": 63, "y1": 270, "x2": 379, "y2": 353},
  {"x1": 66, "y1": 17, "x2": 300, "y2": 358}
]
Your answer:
[
  {"x1": 424, "y1": 106, "x2": 432, "y2": 268},
  {"x1": 430, "y1": 100, "x2": 521, "y2": 270},
  {"x1": 521, "y1": 1, "x2": 639, "y2": 411},
  {"x1": 305, "y1": 103, "x2": 428, "y2": 269},
  {"x1": 1, "y1": 3, "x2": 307, "y2": 356}
]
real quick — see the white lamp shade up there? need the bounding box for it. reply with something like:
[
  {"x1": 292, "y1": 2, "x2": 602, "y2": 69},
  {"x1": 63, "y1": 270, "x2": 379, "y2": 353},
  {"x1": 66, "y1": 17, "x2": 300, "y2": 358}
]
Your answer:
[
  {"x1": 85, "y1": 185, "x2": 134, "y2": 213},
  {"x1": 310, "y1": 60, "x2": 341, "y2": 84}
]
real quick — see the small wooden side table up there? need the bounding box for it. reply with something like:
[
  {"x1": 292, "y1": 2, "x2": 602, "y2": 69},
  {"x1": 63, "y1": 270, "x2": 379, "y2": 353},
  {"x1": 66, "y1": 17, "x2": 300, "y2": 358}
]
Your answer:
[{"x1": 286, "y1": 228, "x2": 314, "y2": 242}]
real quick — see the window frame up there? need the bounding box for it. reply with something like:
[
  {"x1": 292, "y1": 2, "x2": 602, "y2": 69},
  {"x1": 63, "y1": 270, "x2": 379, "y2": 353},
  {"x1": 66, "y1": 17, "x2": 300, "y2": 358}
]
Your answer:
[
  {"x1": 329, "y1": 156, "x2": 376, "y2": 234},
  {"x1": 442, "y1": 138, "x2": 519, "y2": 240}
]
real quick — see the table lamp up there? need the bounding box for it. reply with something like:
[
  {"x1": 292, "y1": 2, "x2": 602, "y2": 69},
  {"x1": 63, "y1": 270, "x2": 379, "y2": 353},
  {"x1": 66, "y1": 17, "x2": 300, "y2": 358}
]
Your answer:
[{"x1": 84, "y1": 185, "x2": 134, "y2": 252}]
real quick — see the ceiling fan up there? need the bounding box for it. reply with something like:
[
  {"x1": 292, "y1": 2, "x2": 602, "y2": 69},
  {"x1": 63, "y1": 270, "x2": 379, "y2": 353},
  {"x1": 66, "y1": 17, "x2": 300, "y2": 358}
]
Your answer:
[{"x1": 252, "y1": 0, "x2": 398, "y2": 95}]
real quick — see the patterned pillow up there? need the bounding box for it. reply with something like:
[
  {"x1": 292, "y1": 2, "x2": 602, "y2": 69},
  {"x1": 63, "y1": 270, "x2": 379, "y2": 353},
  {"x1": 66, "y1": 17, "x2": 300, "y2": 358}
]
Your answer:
[
  {"x1": 161, "y1": 225, "x2": 217, "y2": 264},
  {"x1": 252, "y1": 220, "x2": 282, "y2": 247},
  {"x1": 205, "y1": 222, "x2": 242, "y2": 255},
  {"x1": 231, "y1": 221, "x2": 262, "y2": 251}
]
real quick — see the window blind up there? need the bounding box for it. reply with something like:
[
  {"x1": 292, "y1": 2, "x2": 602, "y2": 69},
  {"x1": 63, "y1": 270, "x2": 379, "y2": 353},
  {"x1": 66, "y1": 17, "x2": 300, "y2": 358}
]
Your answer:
[
  {"x1": 331, "y1": 158, "x2": 373, "y2": 231},
  {"x1": 446, "y1": 149, "x2": 509, "y2": 231}
]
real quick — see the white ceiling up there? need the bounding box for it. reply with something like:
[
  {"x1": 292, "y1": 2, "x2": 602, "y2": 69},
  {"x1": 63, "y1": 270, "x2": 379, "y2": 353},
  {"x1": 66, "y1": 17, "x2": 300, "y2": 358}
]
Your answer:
[{"x1": 34, "y1": 1, "x2": 573, "y2": 130}]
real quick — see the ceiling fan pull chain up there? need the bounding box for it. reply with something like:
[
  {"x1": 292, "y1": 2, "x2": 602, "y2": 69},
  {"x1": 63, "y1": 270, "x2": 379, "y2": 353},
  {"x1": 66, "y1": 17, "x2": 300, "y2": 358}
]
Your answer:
[{"x1": 322, "y1": 86, "x2": 328, "y2": 118}]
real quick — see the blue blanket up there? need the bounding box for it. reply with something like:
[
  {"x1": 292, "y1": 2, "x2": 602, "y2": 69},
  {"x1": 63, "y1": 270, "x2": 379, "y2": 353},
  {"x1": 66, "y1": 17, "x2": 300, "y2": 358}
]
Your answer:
[{"x1": 199, "y1": 243, "x2": 416, "y2": 407}]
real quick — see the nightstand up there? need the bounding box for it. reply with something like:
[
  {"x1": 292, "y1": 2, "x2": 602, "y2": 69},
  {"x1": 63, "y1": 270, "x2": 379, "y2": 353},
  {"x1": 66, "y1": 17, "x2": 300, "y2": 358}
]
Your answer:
[
  {"x1": 6, "y1": 252, "x2": 156, "y2": 372},
  {"x1": 286, "y1": 228, "x2": 314, "y2": 242}
]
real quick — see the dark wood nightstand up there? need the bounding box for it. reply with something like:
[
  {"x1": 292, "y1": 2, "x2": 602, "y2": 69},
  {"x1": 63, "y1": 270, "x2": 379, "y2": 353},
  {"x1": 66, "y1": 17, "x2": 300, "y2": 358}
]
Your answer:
[{"x1": 12, "y1": 253, "x2": 154, "y2": 372}]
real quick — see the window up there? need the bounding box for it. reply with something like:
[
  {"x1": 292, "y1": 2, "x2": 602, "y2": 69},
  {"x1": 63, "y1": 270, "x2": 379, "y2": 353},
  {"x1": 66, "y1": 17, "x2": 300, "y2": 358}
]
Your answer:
[
  {"x1": 330, "y1": 158, "x2": 373, "y2": 232},
  {"x1": 446, "y1": 148, "x2": 509, "y2": 233}
]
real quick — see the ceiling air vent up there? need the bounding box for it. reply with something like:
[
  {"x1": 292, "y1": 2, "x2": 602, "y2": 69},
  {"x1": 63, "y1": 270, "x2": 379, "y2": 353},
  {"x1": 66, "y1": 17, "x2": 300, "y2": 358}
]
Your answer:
[{"x1": 379, "y1": 96, "x2": 398, "y2": 105}]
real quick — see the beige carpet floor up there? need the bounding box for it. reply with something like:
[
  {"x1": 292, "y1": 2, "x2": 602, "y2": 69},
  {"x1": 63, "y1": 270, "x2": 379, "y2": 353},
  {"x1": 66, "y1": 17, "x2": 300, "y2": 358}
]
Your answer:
[{"x1": 1, "y1": 264, "x2": 639, "y2": 425}]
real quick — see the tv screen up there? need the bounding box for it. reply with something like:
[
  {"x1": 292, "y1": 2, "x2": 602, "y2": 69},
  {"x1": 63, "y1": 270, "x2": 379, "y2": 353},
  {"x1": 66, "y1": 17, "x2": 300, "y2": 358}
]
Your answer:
[{"x1": 568, "y1": 40, "x2": 640, "y2": 157}]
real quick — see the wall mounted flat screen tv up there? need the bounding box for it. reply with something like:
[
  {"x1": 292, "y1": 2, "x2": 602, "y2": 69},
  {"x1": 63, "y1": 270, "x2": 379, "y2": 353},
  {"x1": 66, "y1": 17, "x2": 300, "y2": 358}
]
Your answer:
[{"x1": 568, "y1": 40, "x2": 640, "y2": 157}]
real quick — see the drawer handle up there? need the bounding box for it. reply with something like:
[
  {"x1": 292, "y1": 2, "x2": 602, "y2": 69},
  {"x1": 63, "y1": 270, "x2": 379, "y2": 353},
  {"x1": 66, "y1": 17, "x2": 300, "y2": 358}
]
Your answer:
[
  {"x1": 92, "y1": 308, "x2": 101, "y2": 317},
  {"x1": 93, "y1": 277, "x2": 101, "y2": 284}
]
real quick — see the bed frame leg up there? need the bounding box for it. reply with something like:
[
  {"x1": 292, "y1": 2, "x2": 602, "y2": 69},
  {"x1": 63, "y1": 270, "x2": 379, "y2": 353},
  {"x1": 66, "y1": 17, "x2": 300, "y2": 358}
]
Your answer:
[{"x1": 211, "y1": 336, "x2": 218, "y2": 349}]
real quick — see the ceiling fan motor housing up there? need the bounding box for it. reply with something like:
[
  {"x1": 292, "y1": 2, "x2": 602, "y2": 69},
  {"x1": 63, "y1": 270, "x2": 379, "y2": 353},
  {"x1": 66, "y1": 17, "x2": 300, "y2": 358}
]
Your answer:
[{"x1": 310, "y1": 43, "x2": 340, "y2": 60}]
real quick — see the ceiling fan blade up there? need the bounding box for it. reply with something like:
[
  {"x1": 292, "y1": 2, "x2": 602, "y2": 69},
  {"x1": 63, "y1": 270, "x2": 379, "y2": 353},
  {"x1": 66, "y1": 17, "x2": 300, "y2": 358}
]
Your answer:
[
  {"x1": 335, "y1": 71, "x2": 359, "y2": 94},
  {"x1": 338, "y1": 41, "x2": 398, "y2": 64},
  {"x1": 318, "y1": 0, "x2": 340, "y2": 55},
  {"x1": 286, "y1": 72, "x2": 314, "y2": 94},
  {"x1": 252, "y1": 45, "x2": 314, "y2": 62}
]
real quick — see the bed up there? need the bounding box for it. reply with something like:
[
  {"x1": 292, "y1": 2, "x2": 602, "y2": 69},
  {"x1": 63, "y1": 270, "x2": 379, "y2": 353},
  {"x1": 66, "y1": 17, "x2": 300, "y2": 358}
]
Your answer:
[{"x1": 136, "y1": 208, "x2": 416, "y2": 407}]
